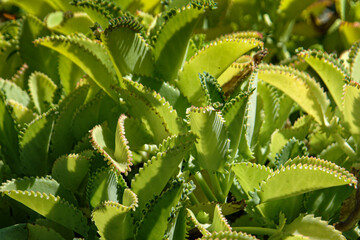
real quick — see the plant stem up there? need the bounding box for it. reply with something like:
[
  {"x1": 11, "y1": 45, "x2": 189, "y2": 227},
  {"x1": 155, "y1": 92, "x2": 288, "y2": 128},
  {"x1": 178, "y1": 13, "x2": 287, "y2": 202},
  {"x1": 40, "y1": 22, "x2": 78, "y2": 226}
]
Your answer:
[
  {"x1": 194, "y1": 172, "x2": 217, "y2": 202},
  {"x1": 209, "y1": 171, "x2": 226, "y2": 203},
  {"x1": 189, "y1": 192, "x2": 200, "y2": 205},
  {"x1": 232, "y1": 226, "x2": 278, "y2": 235},
  {"x1": 332, "y1": 132, "x2": 358, "y2": 162}
]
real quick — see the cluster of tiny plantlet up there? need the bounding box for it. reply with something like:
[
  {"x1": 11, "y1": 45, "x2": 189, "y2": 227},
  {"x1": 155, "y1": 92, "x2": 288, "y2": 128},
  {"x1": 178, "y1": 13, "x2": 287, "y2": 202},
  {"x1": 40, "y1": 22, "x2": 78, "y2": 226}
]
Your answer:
[{"x1": 1, "y1": 0, "x2": 360, "y2": 239}]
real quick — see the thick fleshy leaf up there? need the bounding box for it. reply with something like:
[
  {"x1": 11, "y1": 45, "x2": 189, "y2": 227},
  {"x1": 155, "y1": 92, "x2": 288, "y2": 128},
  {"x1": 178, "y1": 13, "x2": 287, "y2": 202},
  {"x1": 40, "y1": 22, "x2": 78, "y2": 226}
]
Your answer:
[
  {"x1": 19, "y1": 109, "x2": 56, "y2": 176},
  {"x1": 0, "y1": 176, "x2": 88, "y2": 236},
  {"x1": 34, "y1": 33, "x2": 118, "y2": 101},
  {"x1": 0, "y1": 224, "x2": 28, "y2": 239},
  {"x1": 136, "y1": 180, "x2": 185, "y2": 239},
  {"x1": 92, "y1": 189, "x2": 138, "y2": 240},
  {"x1": 58, "y1": 54, "x2": 84, "y2": 95},
  {"x1": 258, "y1": 82, "x2": 293, "y2": 146},
  {"x1": 52, "y1": 153, "x2": 90, "y2": 192},
  {"x1": 0, "y1": 78, "x2": 30, "y2": 107},
  {"x1": 339, "y1": 21, "x2": 360, "y2": 47},
  {"x1": 232, "y1": 162, "x2": 272, "y2": 199},
  {"x1": 46, "y1": 11, "x2": 93, "y2": 35},
  {"x1": 298, "y1": 49, "x2": 348, "y2": 111},
  {"x1": 284, "y1": 214, "x2": 346, "y2": 239},
  {"x1": 50, "y1": 84, "x2": 89, "y2": 160},
  {"x1": 28, "y1": 72, "x2": 57, "y2": 114},
  {"x1": 27, "y1": 223, "x2": 66, "y2": 240},
  {"x1": 7, "y1": 100, "x2": 37, "y2": 126},
  {"x1": 176, "y1": 38, "x2": 263, "y2": 106},
  {"x1": 19, "y1": 15, "x2": 59, "y2": 85},
  {"x1": 304, "y1": 185, "x2": 353, "y2": 221},
  {"x1": 199, "y1": 72, "x2": 225, "y2": 107},
  {"x1": 113, "y1": 84, "x2": 171, "y2": 143},
  {"x1": 102, "y1": 17, "x2": 154, "y2": 77},
  {"x1": 0, "y1": 94, "x2": 20, "y2": 173},
  {"x1": 0, "y1": 40, "x2": 23, "y2": 79},
  {"x1": 90, "y1": 115, "x2": 133, "y2": 175},
  {"x1": 207, "y1": 204, "x2": 232, "y2": 233},
  {"x1": 114, "y1": 78, "x2": 184, "y2": 136},
  {"x1": 87, "y1": 167, "x2": 126, "y2": 209},
  {"x1": 187, "y1": 106, "x2": 230, "y2": 172},
  {"x1": 258, "y1": 157, "x2": 357, "y2": 203},
  {"x1": 270, "y1": 115, "x2": 312, "y2": 160},
  {"x1": 2, "y1": 0, "x2": 75, "y2": 18},
  {"x1": 278, "y1": 0, "x2": 317, "y2": 19},
  {"x1": 258, "y1": 64, "x2": 328, "y2": 125},
  {"x1": 154, "y1": 5, "x2": 204, "y2": 82},
  {"x1": 222, "y1": 91, "x2": 253, "y2": 160},
  {"x1": 131, "y1": 133, "x2": 196, "y2": 216},
  {"x1": 197, "y1": 231, "x2": 258, "y2": 240},
  {"x1": 342, "y1": 83, "x2": 360, "y2": 144},
  {"x1": 70, "y1": 0, "x2": 113, "y2": 28},
  {"x1": 348, "y1": 41, "x2": 360, "y2": 83}
]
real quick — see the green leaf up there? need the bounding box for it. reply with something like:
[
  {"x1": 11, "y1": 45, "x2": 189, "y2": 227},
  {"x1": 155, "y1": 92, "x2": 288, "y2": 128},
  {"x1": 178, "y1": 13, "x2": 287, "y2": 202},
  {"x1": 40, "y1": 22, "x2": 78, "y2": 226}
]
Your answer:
[
  {"x1": 19, "y1": 15, "x2": 60, "y2": 85},
  {"x1": 50, "y1": 84, "x2": 89, "y2": 160},
  {"x1": 27, "y1": 223, "x2": 66, "y2": 240},
  {"x1": 222, "y1": 91, "x2": 253, "y2": 160},
  {"x1": 2, "y1": 0, "x2": 54, "y2": 18},
  {"x1": 232, "y1": 162, "x2": 272, "y2": 199},
  {"x1": 52, "y1": 153, "x2": 90, "y2": 192},
  {"x1": 0, "y1": 93, "x2": 20, "y2": 173},
  {"x1": 187, "y1": 106, "x2": 230, "y2": 172},
  {"x1": 274, "y1": 138, "x2": 308, "y2": 169},
  {"x1": 136, "y1": 179, "x2": 185, "y2": 239},
  {"x1": 269, "y1": 115, "x2": 312, "y2": 160},
  {"x1": 256, "y1": 194, "x2": 304, "y2": 223},
  {"x1": 19, "y1": 109, "x2": 56, "y2": 176},
  {"x1": 0, "y1": 78, "x2": 30, "y2": 107},
  {"x1": 126, "y1": 0, "x2": 161, "y2": 13},
  {"x1": 304, "y1": 185, "x2": 353, "y2": 221},
  {"x1": 348, "y1": 41, "x2": 360, "y2": 83},
  {"x1": 319, "y1": 143, "x2": 350, "y2": 169},
  {"x1": 199, "y1": 72, "x2": 225, "y2": 107},
  {"x1": 154, "y1": 5, "x2": 204, "y2": 82},
  {"x1": 298, "y1": 49, "x2": 348, "y2": 111},
  {"x1": 207, "y1": 204, "x2": 232, "y2": 233},
  {"x1": 92, "y1": 189, "x2": 138, "y2": 240},
  {"x1": 278, "y1": 0, "x2": 317, "y2": 19},
  {"x1": 34, "y1": 33, "x2": 118, "y2": 101},
  {"x1": 198, "y1": 231, "x2": 258, "y2": 240},
  {"x1": 58, "y1": 54, "x2": 84, "y2": 95},
  {"x1": 176, "y1": 38, "x2": 263, "y2": 106},
  {"x1": 87, "y1": 167, "x2": 125, "y2": 209},
  {"x1": 113, "y1": 84, "x2": 171, "y2": 143},
  {"x1": 257, "y1": 82, "x2": 293, "y2": 146},
  {"x1": 0, "y1": 40, "x2": 23, "y2": 79},
  {"x1": 7, "y1": 100, "x2": 36, "y2": 127},
  {"x1": 50, "y1": 12, "x2": 93, "y2": 35},
  {"x1": 0, "y1": 176, "x2": 88, "y2": 236},
  {"x1": 283, "y1": 214, "x2": 346, "y2": 239},
  {"x1": 115, "y1": 78, "x2": 184, "y2": 135},
  {"x1": 342, "y1": 83, "x2": 360, "y2": 144},
  {"x1": 0, "y1": 224, "x2": 28, "y2": 240},
  {"x1": 258, "y1": 64, "x2": 328, "y2": 125},
  {"x1": 28, "y1": 72, "x2": 57, "y2": 114},
  {"x1": 90, "y1": 115, "x2": 133, "y2": 175},
  {"x1": 70, "y1": 0, "x2": 112, "y2": 29},
  {"x1": 102, "y1": 17, "x2": 154, "y2": 77},
  {"x1": 168, "y1": 206, "x2": 187, "y2": 240},
  {"x1": 258, "y1": 156, "x2": 357, "y2": 203},
  {"x1": 131, "y1": 133, "x2": 196, "y2": 216},
  {"x1": 339, "y1": 21, "x2": 360, "y2": 47}
]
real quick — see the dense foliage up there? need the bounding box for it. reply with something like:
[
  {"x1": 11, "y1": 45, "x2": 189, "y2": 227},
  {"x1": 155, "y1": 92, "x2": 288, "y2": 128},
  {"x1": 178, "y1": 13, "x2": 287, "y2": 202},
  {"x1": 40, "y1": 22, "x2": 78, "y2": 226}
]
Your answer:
[{"x1": 1, "y1": 0, "x2": 360, "y2": 239}]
